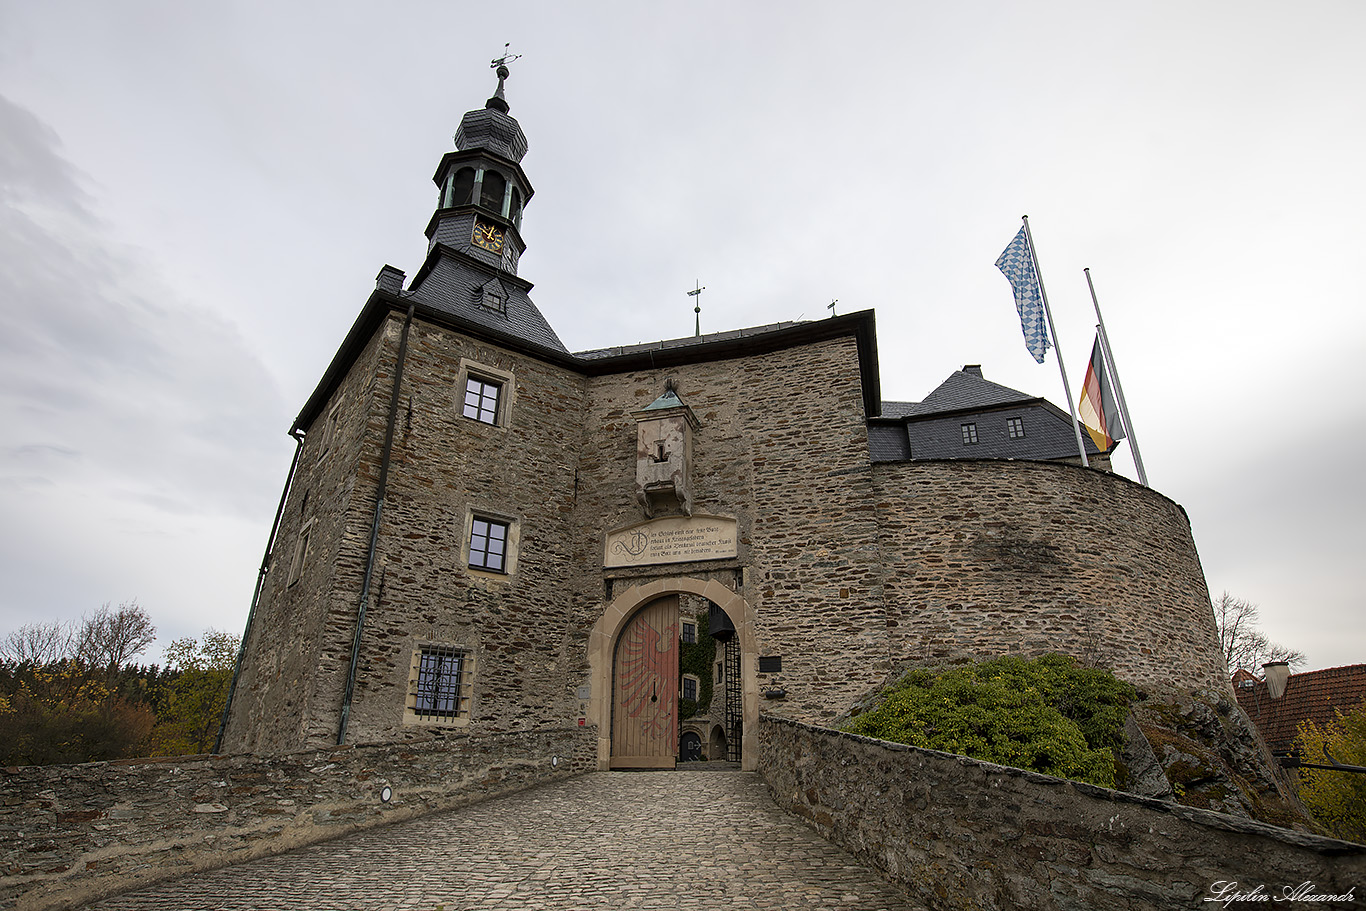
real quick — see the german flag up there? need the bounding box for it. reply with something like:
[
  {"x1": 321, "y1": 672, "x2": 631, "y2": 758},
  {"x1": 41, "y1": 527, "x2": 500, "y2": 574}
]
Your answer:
[{"x1": 1079, "y1": 335, "x2": 1124, "y2": 450}]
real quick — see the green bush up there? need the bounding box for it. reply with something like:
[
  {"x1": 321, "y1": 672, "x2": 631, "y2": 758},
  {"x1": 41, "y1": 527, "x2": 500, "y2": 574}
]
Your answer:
[{"x1": 843, "y1": 654, "x2": 1135, "y2": 788}]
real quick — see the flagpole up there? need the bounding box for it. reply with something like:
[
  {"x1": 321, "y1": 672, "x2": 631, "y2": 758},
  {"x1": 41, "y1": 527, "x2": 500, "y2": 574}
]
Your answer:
[
  {"x1": 1021, "y1": 216, "x2": 1089, "y2": 468},
  {"x1": 1084, "y1": 268, "x2": 1149, "y2": 487}
]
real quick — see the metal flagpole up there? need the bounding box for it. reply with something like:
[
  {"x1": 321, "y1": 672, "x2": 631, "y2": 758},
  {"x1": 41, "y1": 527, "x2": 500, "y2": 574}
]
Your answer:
[
  {"x1": 1021, "y1": 216, "x2": 1089, "y2": 468},
  {"x1": 1084, "y1": 268, "x2": 1149, "y2": 487}
]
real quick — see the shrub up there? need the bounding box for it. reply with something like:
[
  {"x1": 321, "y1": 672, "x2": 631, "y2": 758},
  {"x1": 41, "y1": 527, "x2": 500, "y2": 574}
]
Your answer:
[{"x1": 843, "y1": 654, "x2": 1135, "y2": 788}]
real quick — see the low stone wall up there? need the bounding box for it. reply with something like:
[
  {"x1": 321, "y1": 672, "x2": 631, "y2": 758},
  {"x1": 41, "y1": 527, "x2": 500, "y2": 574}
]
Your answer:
[
  {"x1": 758, "y1": 716, "x2": 1364, "y2": 911},
  {"x1": 1, "y1": 726, "x2": 595, "y2": 911}
]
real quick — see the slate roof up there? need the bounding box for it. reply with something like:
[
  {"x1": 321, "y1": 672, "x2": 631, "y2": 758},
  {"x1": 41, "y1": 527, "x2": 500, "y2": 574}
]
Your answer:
[
  {"x1": 405, "y1": 247, "x2": 567, "y2": 355},
  {"x1": 870, "y1": 365, "x2": 1110, "y2": 463},
  {"x1": 1234, "y1": 664, "x2": 1366, "y2": 752},
  {"x1": 901, "y1": 366, "x2": 1036, "y2": 416},
  {"x1": 575, "y1": 321, "x2": 804, "y2": 360}
]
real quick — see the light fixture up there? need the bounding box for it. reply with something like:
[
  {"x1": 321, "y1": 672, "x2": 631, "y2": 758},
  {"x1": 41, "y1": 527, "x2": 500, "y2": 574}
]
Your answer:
[{"x1": 380, "y1": 786, "x2": 393, "y2": 803}]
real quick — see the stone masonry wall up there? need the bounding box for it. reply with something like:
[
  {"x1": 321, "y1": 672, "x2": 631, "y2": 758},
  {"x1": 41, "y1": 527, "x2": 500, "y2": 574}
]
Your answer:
[
  {"x1": 1, "y1": 727, "x2": 595, "y2": 911},
  {"x1": 873, "y1": 459, "x2": 1229, "y2": 695},
  {"x1": 339, "y1": 321, "x2": 588, "y2": 742},
  {"x1": 221, "y1": 317, "x2": 396, "y2": 754},
  {"x1": 567, "y1": 336, "x2": 892, "y2": 727},
  {"x1": 759, "y1": 716, "x2": 1365, "y2": 911}
]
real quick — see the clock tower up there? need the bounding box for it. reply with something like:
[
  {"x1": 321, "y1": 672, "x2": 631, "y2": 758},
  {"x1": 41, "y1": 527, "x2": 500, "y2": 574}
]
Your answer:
[
  {"x1": 400, "y1": 56, "x2": 565, "y2": 354},
  {"x1": 424, "y1": 59, "x2": 532, "y2": 277}
]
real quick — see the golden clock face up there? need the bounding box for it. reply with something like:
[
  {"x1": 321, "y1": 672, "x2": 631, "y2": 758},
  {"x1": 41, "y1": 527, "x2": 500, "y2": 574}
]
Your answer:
[{"x1": 472, "y1": 221, "x2": 505, "y2": 253}]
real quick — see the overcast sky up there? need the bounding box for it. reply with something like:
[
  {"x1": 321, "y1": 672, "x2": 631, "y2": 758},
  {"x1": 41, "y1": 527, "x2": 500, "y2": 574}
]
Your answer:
[{"x1": 1, "y1": 1, "x2": 1361, "y2": 673}]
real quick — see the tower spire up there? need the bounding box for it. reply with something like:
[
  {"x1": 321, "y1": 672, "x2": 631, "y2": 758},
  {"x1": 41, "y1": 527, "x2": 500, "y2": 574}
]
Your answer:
[{"x1": 486, "y1": 44, "x2": 521, "y2": 114}]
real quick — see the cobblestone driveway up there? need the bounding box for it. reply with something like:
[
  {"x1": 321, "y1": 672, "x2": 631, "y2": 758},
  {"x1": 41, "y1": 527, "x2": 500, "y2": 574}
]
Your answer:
[{"x1": 85, "y1": 771, "x2": 924, "y2": 910}]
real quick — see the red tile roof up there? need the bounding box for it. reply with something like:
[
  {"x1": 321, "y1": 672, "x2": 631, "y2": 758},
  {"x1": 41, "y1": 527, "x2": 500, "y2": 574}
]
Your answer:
[{"x1": 1234, "y1": 664, "x2": 1366, "y2": 752}]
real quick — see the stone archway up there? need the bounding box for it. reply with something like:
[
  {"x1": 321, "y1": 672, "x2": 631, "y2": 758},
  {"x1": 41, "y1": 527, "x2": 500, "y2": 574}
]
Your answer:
[{"x1": 588, "y1": 577, "x2": 758, "y2": 771}]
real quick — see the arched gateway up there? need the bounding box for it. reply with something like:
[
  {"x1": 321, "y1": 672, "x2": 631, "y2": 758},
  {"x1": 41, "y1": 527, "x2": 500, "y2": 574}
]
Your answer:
[{"x1": 588, "y1": 577, "x2": 758, "y2": 771}]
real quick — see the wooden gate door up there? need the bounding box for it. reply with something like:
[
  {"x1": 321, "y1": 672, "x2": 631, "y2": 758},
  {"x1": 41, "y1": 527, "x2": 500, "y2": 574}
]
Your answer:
[{"x1": 610, "y1": 596, "x2": 680, "y2": 769}]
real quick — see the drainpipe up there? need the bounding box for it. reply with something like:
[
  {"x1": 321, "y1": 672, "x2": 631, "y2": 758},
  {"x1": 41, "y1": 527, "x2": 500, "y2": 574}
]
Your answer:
[
  {"x1": 214, "y1": 428, "x2": 306, "y2": 754},
  {"x1": 337, "y1": 303, "x2": 416, "y2": 744}
]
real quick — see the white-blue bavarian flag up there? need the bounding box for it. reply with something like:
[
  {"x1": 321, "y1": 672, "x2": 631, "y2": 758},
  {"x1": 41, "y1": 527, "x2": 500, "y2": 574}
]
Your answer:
[{"x1": 996, "y1": 227, "x2": 1051, "y2": 364}]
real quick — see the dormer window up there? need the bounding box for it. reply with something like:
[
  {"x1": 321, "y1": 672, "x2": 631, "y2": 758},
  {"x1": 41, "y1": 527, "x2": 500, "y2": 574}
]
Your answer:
[
  {"x1": 961, "y1": 423, "x2": 979, "y2": 445},
  {"x1": 477, "y1": 278, "x2": 507, "y2": 315}
]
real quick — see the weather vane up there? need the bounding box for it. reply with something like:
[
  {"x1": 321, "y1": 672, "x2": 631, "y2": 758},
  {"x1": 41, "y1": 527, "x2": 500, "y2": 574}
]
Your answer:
[
  {"x1": 687, "y1": 281, "x2": 705, "y2": 337},
  {"x1": 491, "y1": 43, "x2": 521, "y2": 69},
  {"x1": 827, "y1": 299, "x2": 838, "y2": 317}
]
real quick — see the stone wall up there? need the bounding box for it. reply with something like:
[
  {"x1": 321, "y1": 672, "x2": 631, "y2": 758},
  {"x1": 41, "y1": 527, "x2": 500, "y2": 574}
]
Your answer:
[
  {"x1": 872, "y1": 459, "x2": 1229, "y2": 695},
  {"x1": 1, "y1": 727, "x2": 595, "y2": 911},
  {"x1": 759, "y1": 715, "x2": 1365, "y2": 911},
  {"x1": 569, "y1": 336, "x2": 890, "y2": 730}
]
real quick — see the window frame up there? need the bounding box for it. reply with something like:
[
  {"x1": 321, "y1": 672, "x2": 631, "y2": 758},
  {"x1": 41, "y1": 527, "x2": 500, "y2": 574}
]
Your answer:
[
  {"x1": 1007, "y1": 417, "x2": 1025, "y2": 439},
  {"x1": 961, "y1": 422, "x2": 979, "y2": 445},
  {"x1": 464, "y1": 509, "x2": 520, "y2": 579},
  {"x1": 681, "y1": 674, "x2": 700, "y2": 703},
  {"x1": 404, "y1": 644, "x2": 475, "y2": 727},
  {"x1": 468, "y1": 516, "x2": 510, "y2": 573},
  {"x1": 287, "y1": 519, "x2": 314, "y2": 587},
  {"x1": 456, "y1": 358, "x2": 515, "y2": 431}
]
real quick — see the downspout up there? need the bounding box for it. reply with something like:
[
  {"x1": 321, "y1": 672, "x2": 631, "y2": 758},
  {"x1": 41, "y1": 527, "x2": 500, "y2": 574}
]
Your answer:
[
  {"x1": 337, "y1": 303, "x2": 415, "y2": 744},
  {"x1": 214, "y1": 428, "x2": 306, "y2": 754}
]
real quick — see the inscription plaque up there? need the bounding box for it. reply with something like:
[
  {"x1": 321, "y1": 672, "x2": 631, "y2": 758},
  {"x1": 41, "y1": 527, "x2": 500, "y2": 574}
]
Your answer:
[{"x1": 604, "y1": 515, "x2": 738, "y2": 568}]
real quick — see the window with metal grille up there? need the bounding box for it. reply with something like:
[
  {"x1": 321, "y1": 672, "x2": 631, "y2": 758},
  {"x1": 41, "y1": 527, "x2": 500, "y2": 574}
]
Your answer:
[
  {"x1": 410, "y1": 646, "x2": 470, "y2": 721},
  {"x1": 961, "y1": 422, "x2": 979, "y2": 444},
  {"x1": 463, "y1": 377, "x2": 501, "y2": 424},
  {"x1": 1007, "y1": 417, "x2": 1025, "y2": 439},
  {"x1": 468, "y1": 517, "x2": 509, "y2": 572}
]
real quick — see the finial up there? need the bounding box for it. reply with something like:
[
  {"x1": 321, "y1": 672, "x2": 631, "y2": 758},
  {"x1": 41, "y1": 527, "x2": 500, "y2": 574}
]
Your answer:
[
  {"x1": 486, "y1": 44, "x2": 521, "y2": 114},
  {"x1": 827, "y1": 299, "x2": 838, "y2": 317},
  {"x1": 687, "y1": 282, "x2": 705, "y2": 337}
]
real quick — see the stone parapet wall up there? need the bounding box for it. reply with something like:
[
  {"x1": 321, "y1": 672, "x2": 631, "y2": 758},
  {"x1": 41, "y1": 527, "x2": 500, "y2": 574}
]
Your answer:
[
  {"x1": 1, "y1": 727, "x2": 595, "y2": 911},
  {"x1": 873, "y1": 459, "x2": 1229, "y2": 695},
  {"x1": 758, "y1": 715, "x2": 1364, "y2": 911}
]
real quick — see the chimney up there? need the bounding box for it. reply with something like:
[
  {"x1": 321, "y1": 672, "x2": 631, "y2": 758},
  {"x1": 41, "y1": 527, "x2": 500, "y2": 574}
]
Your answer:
[
  {"x1": 375, "y1": 265, "x2": 406, "y2": 295},
  {"x1": 963, "y1": 365, "x2": 983, "y2": 376},
  {"x1": 1263, "y1": 661, "x2": 1290, "y2": 699}
]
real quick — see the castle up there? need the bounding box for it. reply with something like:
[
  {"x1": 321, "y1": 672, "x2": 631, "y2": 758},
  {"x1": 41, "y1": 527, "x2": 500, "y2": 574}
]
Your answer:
[{"x1": 218, "y1": 66, "x2": 1227, "y2": 771}]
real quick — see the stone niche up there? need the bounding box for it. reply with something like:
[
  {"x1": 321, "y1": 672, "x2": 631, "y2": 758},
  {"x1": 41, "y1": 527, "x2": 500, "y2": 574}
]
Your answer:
[{"x1": 632, "y1": 385, "x2": 700, "y2": 517}]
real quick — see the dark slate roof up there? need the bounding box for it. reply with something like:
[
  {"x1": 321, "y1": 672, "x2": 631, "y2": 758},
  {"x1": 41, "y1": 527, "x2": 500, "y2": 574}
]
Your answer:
[
  {"x1": 405, "y1": 248, "x2": 567, "y2": 354},
  {"x1": 871, "y1": 365, "x2": 1109, "y2": 463},
  {"x1": 575, "y1": 321, "x2": 804, "y2": 360},
  {"x1": 1235, "y1": 664, "x2": 1366, "y2": 752},
  {"x1": 899, "y1": 366, "x2": 1035, "y2": 417}
]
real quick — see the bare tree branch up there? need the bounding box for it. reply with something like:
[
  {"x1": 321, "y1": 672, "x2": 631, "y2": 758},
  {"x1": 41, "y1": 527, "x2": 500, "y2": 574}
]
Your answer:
[
  {"x1": 0, "y1": 621, "x2": 73, "y2": 665},
  {"x1": 73, "y1": 601, "x2": 156, "y2": 669},
  {"x1": 1213, "y1": 591, "x2": 1306, "y2": 676}
]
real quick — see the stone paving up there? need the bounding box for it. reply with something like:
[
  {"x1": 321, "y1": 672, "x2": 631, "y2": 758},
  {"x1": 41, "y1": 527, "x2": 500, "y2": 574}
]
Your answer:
[{"x1": 84, "y1": 771, "x2": 925, "y2": 910}]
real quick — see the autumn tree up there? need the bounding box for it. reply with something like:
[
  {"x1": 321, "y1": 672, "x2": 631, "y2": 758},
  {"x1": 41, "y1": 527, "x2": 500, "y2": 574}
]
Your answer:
[
  {"x1": 1295, "y1": 702, "x2": 1366, "y2": 842},
  {"x1": 150, "y1": 629, "x2": 240, "y2": 756},
  {"x1": 0, "y1": 601, "x2": 157, "y2": 765},
  {"x1": 1213, "y1": 592, "x2": 1305, "y2": 676}
]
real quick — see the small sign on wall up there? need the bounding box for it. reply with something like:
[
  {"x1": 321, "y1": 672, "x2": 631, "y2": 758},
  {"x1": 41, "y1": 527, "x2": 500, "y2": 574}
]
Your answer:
[{"x1": 603, "y1": 515, "x2": 738, "y2": 568}]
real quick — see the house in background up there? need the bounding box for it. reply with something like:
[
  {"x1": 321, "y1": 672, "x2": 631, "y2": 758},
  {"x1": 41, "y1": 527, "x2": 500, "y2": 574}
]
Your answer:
[
  {"x1": 869, "y1": 365, "x2": 1114, "y2": 468},
  {"x1": 1234, "y1": 664, "x2": 1366, "y2": 754}
]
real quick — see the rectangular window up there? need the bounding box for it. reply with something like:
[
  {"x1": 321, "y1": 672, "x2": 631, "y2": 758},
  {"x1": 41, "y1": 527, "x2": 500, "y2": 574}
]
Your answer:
[
  {"x1": 681, "y1": 621, "x2": 697, "y2": 644},
  {"x1": 1007, "y1": 417, "x2": 1025, "y2": 439},
  {"x1": 468, "y1": 517, "x2": 509, "y2": 572},
  {"x1": 287, "y1": 521, "x2": 313, "y2": 587},
  {"x1": 317, "y1": 401, "x2": 342, "y2": 462},
  {"x1": 409, "y1": 645, "x2": 472, "y2": 722},
  {"x1": 682, "y1": 676, "x2": 699, "y2": 701},
  {"x1": 961, "y1": 422, "x2": 979, "y2": 445},
  {"x1": 463, "y1": 377, "x2": 501, "y2": 424}
]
